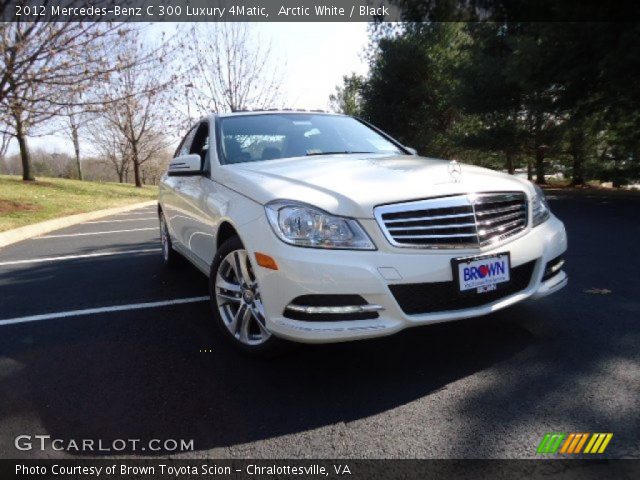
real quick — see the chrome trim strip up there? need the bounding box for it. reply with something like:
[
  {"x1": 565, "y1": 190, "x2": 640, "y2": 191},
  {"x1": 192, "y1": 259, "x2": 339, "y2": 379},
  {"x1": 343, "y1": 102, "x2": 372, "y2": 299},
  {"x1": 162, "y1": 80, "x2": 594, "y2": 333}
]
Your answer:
[
  {"x1": 383, "y1": 212, "x2": 475, "y2": 224},
  {"x1": 474, "y1": 204, "x2": 524, "y2": 216},
  {"x1": 392, "y1": 232, "x2": 478, "y2": 239},
  {"x1": 285, "y1": 304, "x2": 385, "y2": 314},
  {"x1": 387, "y1": 222, "x2": 477, "y2": 231},
  {"x1": 476, "y1": 211, "x2": 524, "y2": 225}
]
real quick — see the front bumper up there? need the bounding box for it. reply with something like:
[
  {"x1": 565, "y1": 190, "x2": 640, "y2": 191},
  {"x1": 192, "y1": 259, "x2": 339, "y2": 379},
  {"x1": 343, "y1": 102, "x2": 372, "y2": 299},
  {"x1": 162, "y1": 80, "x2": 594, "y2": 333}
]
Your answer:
[{"x1": 240, "y1": 214, "x2": 568, "y2": 343}]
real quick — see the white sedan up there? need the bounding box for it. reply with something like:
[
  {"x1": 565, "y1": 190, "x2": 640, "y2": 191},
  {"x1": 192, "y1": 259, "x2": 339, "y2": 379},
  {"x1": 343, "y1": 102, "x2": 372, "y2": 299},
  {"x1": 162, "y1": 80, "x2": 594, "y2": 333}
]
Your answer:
[{"x1": 158, "y1": 111, "x2": 567, "y2": 354}]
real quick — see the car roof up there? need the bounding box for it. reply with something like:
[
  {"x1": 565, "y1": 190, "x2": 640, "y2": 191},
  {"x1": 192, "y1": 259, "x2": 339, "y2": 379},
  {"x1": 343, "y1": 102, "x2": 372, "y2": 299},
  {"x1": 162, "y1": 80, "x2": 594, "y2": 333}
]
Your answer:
[{"x1": 215, "y1": 110, "x2": 346, "y2": 119}]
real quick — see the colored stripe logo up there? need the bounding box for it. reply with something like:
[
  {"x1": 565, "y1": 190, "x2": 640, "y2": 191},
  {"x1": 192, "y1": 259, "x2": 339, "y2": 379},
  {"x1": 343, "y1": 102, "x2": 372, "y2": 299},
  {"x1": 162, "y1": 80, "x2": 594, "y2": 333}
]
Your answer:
[{"x1": 537, "y1": 433, "x2": 613, "y2": 454}]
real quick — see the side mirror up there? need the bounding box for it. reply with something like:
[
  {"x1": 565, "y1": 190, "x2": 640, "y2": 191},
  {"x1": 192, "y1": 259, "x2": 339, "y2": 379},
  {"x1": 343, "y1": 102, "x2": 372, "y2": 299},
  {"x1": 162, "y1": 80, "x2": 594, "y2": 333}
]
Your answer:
[
  {"x1": 405, "y1": 147, "x2": 418, "y2": 156},
  {"x1": 168, "y1": 154, "x2": 203, "y2": 176}
]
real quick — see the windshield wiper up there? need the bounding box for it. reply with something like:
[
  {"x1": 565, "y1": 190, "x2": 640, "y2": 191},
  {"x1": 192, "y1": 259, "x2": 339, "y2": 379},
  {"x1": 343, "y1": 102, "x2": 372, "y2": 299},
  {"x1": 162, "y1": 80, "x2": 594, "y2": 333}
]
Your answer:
[{"x1": 305, "y1": 151, "x2": 377, "y2": 156}]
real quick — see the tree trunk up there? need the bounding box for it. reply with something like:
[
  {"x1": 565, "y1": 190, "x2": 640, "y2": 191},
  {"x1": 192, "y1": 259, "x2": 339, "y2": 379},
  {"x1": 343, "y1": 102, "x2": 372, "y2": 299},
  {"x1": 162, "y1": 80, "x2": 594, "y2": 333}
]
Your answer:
[
  {"x1": 571, "y1": 153, "x2": 584, "y2": 186},
  {"x1": 131, "y1": 141, "x2": 142, "y2": 188},
  {"x1": 71, "y1": 123, "x2": 83, "y2": 180},
  {"x1": 535, "y1": 146, "x2": 546, "y2": 184},
  {"x1": 505, "y1": 150, "x2": 515, "y2": 175},
  {"x1": 15, "y1": 121, "x2": 34, "y2": 182},
  {"x1": 527, "y1": 158, "x2": 533, "y2": 181},
  {"x1": 570, "y1": 131, "x2": 585, "y2": 186},
  {"x1": 133, "y1": 161, "x2": 142, "y2": 187}
]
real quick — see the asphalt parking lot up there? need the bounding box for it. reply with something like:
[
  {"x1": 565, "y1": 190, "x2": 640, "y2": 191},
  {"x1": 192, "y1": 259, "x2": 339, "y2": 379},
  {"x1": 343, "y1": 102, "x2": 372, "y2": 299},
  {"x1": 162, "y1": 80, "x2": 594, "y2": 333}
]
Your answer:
[{"x1": 0, "y1": 192, "x2": 638, "y2": 459}]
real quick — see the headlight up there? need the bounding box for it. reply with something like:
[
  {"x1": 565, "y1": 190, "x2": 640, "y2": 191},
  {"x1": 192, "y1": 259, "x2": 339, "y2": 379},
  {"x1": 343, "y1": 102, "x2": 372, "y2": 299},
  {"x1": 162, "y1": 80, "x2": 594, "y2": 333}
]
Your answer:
[
  {"x1": 265, "y1": 200, "x2": 376, "y2": 250},
  {"x1": 531, "y1": 183, "x2": 551, "y2": 227}
]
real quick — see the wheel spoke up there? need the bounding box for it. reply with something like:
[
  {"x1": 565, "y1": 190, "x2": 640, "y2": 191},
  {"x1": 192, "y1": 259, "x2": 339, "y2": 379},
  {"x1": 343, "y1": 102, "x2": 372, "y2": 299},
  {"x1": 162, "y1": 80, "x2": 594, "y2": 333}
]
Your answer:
[
  {"x1": 228, "y1": 303, "x2": 246, "y2": 334},
  {"x1": 238, "y1": 306, "x2": 252, "y2": 342},
  {"x1": 216, "y1": 276, "x2": 241, "y2": 294},
  {"x1": 216, "y1": 293, "x2": 241, "y2": 304},
  {"x1": 250, "y1": 301, "x2": 270, "y2": 338},
  {"x1": 252, "y1": 309, "x2": 270, "y2": 338},
  {"x1": 232, "y1": 251, "x2": 245, "y2": 285},
  {"x1": 235, "y1": 250, "x2": 253, "y2": 287}
]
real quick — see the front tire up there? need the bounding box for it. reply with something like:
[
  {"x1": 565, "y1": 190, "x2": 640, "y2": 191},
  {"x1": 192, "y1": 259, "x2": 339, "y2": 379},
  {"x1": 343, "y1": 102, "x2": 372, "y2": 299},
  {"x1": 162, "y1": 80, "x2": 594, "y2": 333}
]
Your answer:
[{"x1": 209, "y1": 236, "x2": 284, "y2": 356}]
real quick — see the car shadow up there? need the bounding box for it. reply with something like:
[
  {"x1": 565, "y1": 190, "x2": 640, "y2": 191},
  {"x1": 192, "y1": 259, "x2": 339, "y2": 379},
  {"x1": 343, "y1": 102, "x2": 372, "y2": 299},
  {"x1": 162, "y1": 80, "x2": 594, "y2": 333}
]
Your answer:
[
  {"x1": 2, "y1": 193, "x2": 639, "y2": 457},
  {"x1": 0, "y1": 259, "x2": 535, "y2": 456}
]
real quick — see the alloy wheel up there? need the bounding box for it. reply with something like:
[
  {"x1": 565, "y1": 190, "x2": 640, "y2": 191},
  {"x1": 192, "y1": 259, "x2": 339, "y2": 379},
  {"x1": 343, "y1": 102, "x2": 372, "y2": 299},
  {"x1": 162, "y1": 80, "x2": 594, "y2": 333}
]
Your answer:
[{"x1": 215, "y1": 249, "x2": 271, "y2": 345}]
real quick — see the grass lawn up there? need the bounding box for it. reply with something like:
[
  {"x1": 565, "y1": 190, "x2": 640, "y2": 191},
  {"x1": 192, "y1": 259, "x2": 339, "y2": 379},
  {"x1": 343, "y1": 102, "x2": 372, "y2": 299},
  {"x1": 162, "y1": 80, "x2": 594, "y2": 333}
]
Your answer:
[{"x1": 0, "y1": 175, "x2": 157, "y2": 232}]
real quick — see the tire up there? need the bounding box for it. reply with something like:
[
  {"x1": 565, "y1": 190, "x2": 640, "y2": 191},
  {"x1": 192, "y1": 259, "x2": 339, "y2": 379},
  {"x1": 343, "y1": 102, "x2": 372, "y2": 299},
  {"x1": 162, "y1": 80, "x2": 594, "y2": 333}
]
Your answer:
[
  {"x1": 159, "y1": 211, "x2": 182, "y2": 268},
  {"x1": 209, "y1": 236, "x2": 285, "y2": 356}
]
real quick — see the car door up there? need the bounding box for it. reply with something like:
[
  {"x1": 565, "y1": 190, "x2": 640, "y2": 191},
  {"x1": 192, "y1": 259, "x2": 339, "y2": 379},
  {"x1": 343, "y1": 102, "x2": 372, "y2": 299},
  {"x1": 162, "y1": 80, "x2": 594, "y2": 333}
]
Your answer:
[
  {"x1": 175, "y1": 120, "x2": 217, "y2": 269},
  {"x1": 164, "y1": 125, "x2": 198, "y2": 249}
]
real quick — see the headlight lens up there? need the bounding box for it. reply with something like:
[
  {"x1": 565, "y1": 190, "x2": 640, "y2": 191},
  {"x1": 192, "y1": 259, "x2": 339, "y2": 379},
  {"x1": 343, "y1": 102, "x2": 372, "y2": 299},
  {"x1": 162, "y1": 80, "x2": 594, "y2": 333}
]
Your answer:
[
  {"x1": 265, "y1": 201, "x2": 375, "y2": 250},
  {"x1": 531, "y1": 184, "x2": 551, "y2": 227}
]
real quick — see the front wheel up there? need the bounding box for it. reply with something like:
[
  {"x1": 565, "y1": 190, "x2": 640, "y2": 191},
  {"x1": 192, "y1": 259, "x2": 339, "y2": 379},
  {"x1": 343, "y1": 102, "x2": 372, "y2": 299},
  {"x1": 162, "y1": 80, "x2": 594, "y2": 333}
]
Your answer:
[{"x1": 209, "y1": 236, "x2": 285, "y2": 356}]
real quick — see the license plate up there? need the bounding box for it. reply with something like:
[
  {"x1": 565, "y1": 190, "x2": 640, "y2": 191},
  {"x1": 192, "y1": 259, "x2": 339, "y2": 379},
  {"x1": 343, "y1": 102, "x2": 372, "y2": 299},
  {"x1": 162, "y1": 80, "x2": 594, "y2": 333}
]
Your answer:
[{"x1": 452, "y1": 253, "x2": 511, "y2": 294}]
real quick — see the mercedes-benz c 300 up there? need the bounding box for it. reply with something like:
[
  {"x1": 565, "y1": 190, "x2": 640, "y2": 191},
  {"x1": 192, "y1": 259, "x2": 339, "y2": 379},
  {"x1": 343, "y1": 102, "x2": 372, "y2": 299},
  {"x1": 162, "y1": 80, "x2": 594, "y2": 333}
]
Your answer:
[{"x1": 158, "y1": 112, "x2": 567, "y2": 354}]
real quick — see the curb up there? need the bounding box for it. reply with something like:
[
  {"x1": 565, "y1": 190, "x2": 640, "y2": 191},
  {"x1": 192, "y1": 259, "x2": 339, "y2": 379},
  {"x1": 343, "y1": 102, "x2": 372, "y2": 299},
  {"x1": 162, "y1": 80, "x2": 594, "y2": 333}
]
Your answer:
[{"x1": 0, "y1": 200, "x2": 157, "y2": 249}]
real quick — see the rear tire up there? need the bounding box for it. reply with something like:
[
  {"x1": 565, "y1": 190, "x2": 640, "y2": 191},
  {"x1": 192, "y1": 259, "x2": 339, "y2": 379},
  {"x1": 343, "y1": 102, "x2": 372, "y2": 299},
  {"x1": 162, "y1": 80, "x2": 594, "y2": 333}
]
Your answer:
[
  {"x1": 159, "y1": 211, "x2": 182, "y2": 268},
  {"x1": 209, "y1": 236, "x2": 286, "y2": 356}
]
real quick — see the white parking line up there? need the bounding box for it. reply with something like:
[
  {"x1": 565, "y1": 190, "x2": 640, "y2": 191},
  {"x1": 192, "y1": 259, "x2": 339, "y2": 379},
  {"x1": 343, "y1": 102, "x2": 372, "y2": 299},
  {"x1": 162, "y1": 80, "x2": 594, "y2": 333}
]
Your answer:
[
  {"x1": 37, "y1": 227, "x2": 157, "y2": 239},
  {"x1": 0, "y1": 296, "x2": 209, "y2": 327},
  {"x1": 0, "y1": 248, "x2": 161, "y2": 267},
  {"x1": 84, "y1": 217, "x2": 157, "y2": 224}
]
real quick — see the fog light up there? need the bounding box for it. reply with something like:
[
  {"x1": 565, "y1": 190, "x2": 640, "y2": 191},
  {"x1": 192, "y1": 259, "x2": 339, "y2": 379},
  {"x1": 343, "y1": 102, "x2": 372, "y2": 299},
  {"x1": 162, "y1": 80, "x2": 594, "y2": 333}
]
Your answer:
[{"x1": 542, "y1": 256, "x2": 565, "y2": 282}]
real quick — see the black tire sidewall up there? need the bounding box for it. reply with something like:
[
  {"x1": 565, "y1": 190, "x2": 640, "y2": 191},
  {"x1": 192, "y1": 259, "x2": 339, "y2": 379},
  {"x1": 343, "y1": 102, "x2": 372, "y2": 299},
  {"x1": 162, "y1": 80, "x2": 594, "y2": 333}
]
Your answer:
[{"x1": 160, "y1": 212, "x2": 181, "y2": 268}]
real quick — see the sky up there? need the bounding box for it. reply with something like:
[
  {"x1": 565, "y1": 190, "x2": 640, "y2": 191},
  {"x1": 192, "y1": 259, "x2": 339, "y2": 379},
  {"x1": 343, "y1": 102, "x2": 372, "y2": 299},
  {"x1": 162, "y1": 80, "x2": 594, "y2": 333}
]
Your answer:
[{"x1": 6, "y1": 22, "x2": 370, "y2": 156}]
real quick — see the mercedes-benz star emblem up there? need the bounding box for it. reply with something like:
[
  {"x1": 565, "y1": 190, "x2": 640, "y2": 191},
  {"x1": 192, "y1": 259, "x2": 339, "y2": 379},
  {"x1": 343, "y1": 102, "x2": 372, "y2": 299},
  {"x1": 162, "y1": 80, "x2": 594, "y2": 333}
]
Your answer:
[{"x1": 448, "y1": 160, "x2": 462, "y2": 182}]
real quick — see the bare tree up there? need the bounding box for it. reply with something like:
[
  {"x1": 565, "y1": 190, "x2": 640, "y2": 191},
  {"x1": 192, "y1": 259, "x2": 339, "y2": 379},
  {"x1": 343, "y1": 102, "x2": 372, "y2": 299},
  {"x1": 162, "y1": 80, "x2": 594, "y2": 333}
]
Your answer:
[
  {"x1": 88, "y1": 119, "x2": 131, "y2": 183},
  {"x1": 92, "y1": 29, "x2": 178, "y2": 187},
  {"x1": 0, "y1": 21, "x2": 130, "y2": 181},
  {"x1": 187, "y1": 23, "x2": 284, "y2": 114},
  {"x1": 141, "y1": 148, "x2": 172, "y2": 186},
  {"x1": 65, "y1": 109, "x2": 84, "y2": 180}
]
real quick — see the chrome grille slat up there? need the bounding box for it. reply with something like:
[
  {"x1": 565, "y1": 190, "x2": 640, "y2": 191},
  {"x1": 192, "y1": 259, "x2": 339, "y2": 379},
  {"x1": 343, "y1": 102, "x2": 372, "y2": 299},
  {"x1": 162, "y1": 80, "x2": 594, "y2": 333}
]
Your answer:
[
  {"x1": 387, "y1": 222, "x2": 477, "y2": 231},
  {"x1": 476, "y1": 211, "x2": 524, "y2": 226},
  {"x1": 374, "y1": 192, "x2": 528, "y2": 249},
  {"x1": 474, "y1": 194, "x2": 523, "y2": 205},
  {"x1": 474, "y1": 204, "x2": 523, "y2": 216},
  {"x1": 384, "y1": 212, "x2": 475, "y2": 224},
  {"x1": 392, "y1": 233, "x2": 479, "y2": 239},
  {"x1": 478, "y1": 218, "x2": 525, "y2": 236}
]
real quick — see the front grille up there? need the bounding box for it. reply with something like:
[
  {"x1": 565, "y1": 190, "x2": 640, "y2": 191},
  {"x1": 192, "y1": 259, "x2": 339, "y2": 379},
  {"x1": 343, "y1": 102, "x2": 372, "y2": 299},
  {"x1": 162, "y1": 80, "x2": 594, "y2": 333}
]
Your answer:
[
  {"x1": 374, "y1": 192, "x2": 528, "y2": 248},
  {"x1": 389, "y1": 260, "x2": 536, "y2": 315}
]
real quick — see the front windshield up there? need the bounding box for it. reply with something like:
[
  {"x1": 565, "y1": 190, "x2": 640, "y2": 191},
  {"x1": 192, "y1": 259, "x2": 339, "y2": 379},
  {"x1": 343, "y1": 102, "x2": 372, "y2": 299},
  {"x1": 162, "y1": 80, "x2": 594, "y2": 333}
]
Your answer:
[{"x1": 218, "y1": 113, "x2": 405, "y2": 164}]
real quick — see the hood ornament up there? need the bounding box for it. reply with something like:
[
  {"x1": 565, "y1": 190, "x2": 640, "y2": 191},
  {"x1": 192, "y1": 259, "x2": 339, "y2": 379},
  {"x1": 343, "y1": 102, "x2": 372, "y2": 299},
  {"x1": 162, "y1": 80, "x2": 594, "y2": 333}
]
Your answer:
[{"x1": 448, "y1": 160, "x2": 462, "y2": 182}]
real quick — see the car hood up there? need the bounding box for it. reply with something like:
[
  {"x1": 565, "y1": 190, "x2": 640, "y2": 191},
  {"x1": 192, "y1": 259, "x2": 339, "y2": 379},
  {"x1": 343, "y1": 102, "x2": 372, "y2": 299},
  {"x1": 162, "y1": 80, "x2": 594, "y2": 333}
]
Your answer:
[{"x1": 217, "y1": 154, "x2": 533, "y2": 218}]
